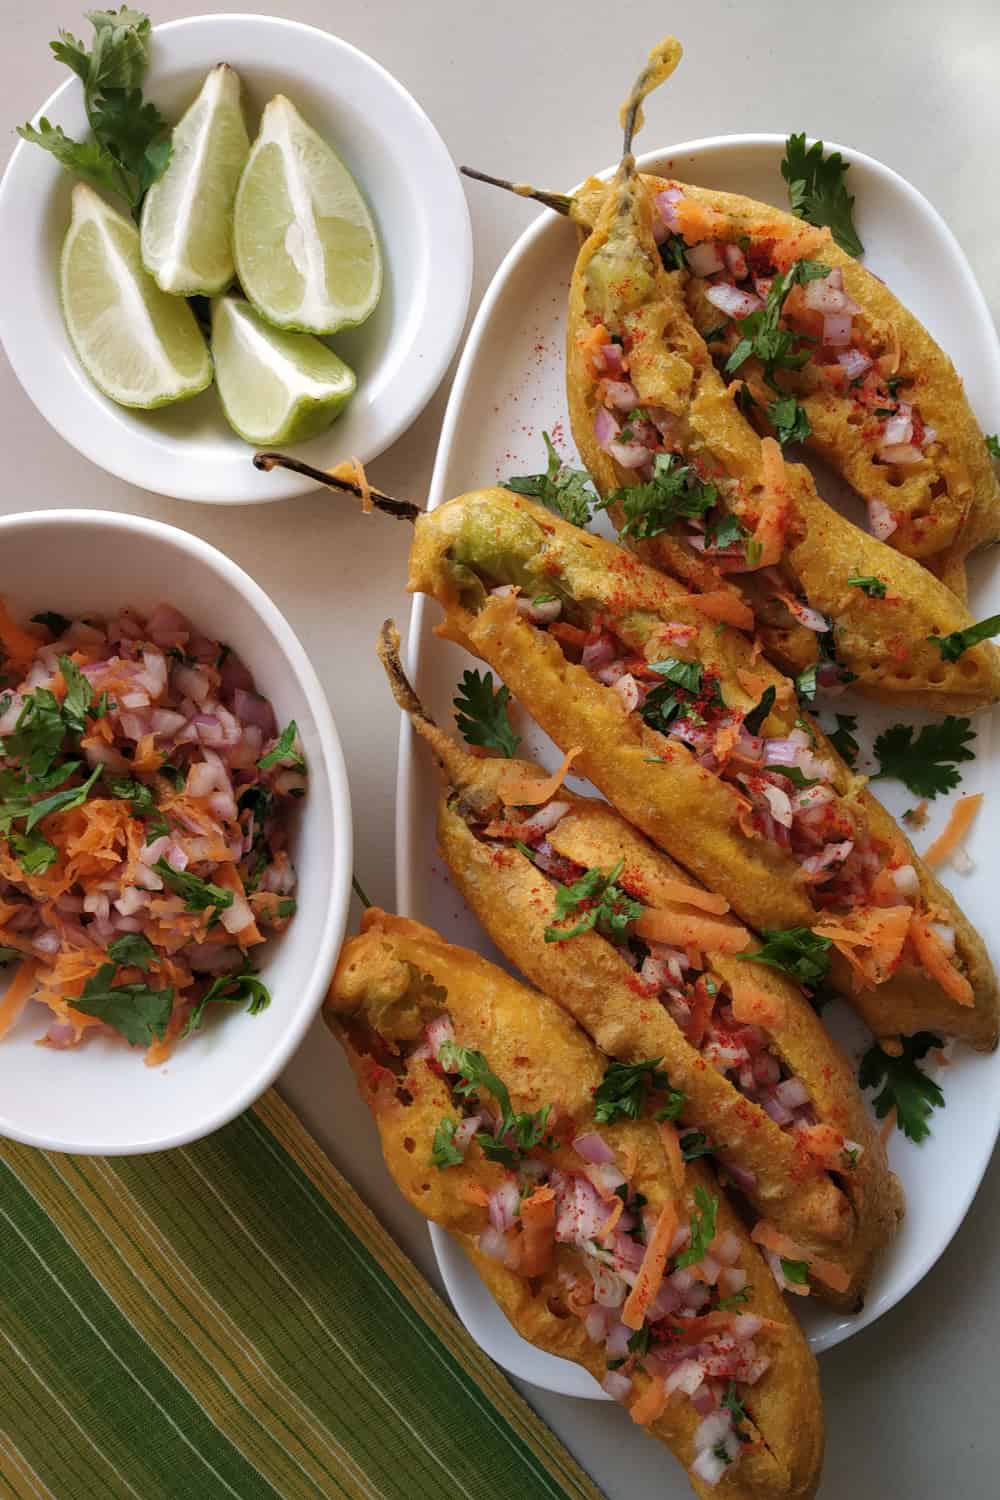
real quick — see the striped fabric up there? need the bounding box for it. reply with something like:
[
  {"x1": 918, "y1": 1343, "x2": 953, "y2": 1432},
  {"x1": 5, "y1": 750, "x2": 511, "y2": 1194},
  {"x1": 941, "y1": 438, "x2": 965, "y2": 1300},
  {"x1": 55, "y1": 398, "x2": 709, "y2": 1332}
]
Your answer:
[{"x1": 0, "y1": 1091, "x2": 605, "y2": 1500}]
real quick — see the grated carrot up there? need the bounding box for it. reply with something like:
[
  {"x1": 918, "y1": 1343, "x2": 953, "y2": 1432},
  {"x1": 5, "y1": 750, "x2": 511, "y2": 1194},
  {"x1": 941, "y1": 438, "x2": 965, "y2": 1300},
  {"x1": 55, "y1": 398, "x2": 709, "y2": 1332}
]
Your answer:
[
  {"x1": 683, "y1": 591, "x2": 754, "y2": 630},
  {"x1": 459, "y1": 1183, "x2": 491, "y2": 1208},
  {"x1": 621, "y1": 1199, "x2": 679, "y2": 1330},
  {"x1": 642, "y1": 876, "x2": 729, "y2": 917},
  {"x1": 628, "y1": 1376, "x2": 667, "y2": 1427},
  {"x1": 750, "y1": 1222, "x2": 850, "y2": 1293},
  {"x1": 922, "y1": 794, "x2": 983, "y2": 871},
  {"x1": 729, "y1": 977, "x2": 784, "y2": 1029},
  {"x1": 597, "y1": 1194, "x2": 625, "y2": 1242},
  {"x1": 659, "y1": 1121, "x2": 683, "y2": 1189},
  {"x1": 635, "y1": 906, "x2": 750, "y2": 955},
  {"x1": 0, "y1": 960, "x2": 39, "y2": 1040},
  {"x1": 497, "y1": 747, "x2": 581, "y2": 808},
  {"x1": 0, "y1": 599, "x2": 43, "y2": 676},
  {"x1": 515, "y1": 1185, "x2": 557, "y2": 1277},
  {"x1": 908, "y1": 916, "x2": 974, "y2": 1006}
]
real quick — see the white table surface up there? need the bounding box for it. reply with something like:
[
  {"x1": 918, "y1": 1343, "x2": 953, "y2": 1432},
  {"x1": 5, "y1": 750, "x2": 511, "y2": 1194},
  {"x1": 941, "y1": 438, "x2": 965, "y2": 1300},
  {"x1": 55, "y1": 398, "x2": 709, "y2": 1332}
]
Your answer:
[{"x1": 3, "y1": 2, "x2": 999, "y2": 1495}]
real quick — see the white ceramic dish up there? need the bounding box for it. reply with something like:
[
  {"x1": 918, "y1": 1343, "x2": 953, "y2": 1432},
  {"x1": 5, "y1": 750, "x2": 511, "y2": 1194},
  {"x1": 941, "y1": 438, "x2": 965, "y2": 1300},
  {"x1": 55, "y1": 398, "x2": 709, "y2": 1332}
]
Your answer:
[
  {"x1": 396, "y1": 137, "x2": 1000, "y2": 1394},
  {"x1": 0, "y1": 509, "x2": 352, "y2": 1154},
  {"x1": 0, "y1": 13, "x2": 472, "y2": 504}
]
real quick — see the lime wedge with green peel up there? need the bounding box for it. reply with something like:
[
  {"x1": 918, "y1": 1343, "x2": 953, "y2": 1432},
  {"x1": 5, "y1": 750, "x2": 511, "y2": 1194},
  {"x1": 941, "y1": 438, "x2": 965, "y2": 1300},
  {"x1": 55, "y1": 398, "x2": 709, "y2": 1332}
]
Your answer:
[
  {"x1": 140, "y1": 63, "x2": 250, "y2": 296},
  {"x1": 210, "y1": 295, "x2": 356, "y2": 445},
  {"x1": 60, "y1": 183, "x2": 212, "y2": 409},
  {"x1": 233, "y1": 95, "x2": 382, "y2": 334}
]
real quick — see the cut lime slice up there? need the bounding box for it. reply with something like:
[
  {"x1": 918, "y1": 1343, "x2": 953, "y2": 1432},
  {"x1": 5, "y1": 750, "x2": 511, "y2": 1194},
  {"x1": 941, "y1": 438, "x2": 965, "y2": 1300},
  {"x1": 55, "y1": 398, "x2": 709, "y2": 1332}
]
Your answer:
[
  {"x1": 233, "y1": 95, "x2": 382, "y2": 335},
  {"x1": 210, "y1": 294, "x2": 356, "y2": 444},
  {"x1": 60, "y1": 184, "x2": 212, "y2": 409},
  {"x1": 140, "y1": 63, "x2": 250, "y2": 297}
]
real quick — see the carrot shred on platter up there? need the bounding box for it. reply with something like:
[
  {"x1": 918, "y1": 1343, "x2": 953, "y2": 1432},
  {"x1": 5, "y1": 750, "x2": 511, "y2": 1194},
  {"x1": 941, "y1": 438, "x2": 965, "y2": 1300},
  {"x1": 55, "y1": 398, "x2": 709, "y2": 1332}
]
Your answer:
[{"x1": 922, "y1": 794, "x2": 983, "y2": 871}]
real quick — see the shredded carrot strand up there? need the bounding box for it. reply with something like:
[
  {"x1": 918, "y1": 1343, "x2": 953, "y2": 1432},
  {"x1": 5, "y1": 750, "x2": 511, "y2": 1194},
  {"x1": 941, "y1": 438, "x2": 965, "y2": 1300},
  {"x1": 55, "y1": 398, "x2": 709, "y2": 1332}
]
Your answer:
[
  {"x1": 908, "y1": 916, "x2": 974, "y2": 1006},
  {"x1": 629, "y1": 1375, "x2": 667, "y2": 1427},
  {"x1": 635, "y1": 906, "x2": 750, "y2": 954},
  {"x1": 729, "y1": 978, "x2": 783, "y2": 1029},
  {"x1": 0, "y1": 959, "x2": 39, "y2": 1040},
  {"x1": 683, "y1": 591, "x2": 754, "y2": 630},
  {"x1": 497, "y1": 747, "x2": 581, "y2": 808},
  {"x1": 659, "y1": 1121, "x2": 683, "y2": 1188},
  {"x1": 622, "y1": 1199, "x2": 679, "y2": 1330},
  {"x1": 750, "y1": 1221, "x2": 850, "y2": 1293},
  {"x1": 922, "y1": 794, "x2": 983, "y2": 870},
  {"x1": 516, "y1": 1185, "x2": 556, "y2": 1276}
]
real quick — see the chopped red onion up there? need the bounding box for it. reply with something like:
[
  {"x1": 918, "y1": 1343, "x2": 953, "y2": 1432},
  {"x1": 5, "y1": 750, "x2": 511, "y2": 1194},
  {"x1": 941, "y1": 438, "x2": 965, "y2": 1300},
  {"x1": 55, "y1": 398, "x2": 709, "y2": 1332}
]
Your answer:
[
  {"x1": 882, "y1": 403, "x2": 914, "y2": 447},
  {"x1": 613, "y1": 673, "x2": 640, "y2": 714},
  {"x1": 867, "y1": 499, "x2": 898, "y2": 540},
  {"x1": 930, "y1": 922, "x2": 955, "y2": 954},
  {"x1": 775, "y1": 1076, "x2": 811, "y2": 1110},
  {"x1": 761, "y1": 783, "x2": 793, "y2": 828},
  {"x1": 426, "y1": 1015, "x2": 455, "y2": 1058},
  {"x1": 573, "y1": 1132, "x2": 616, "y2": 1165},
  {"x1": 516, "y1": 595, "x2": 562, "y2": 625},
  {"x1": 782, "y1": 597, "x2": 831, "y2": 633},
  {"x1": 837, "y1": 348, "x2": 872, "y2": 380},
  {"x1": 517, "y1": 800, "x2": 571, "y2": 839},
  {"x1": 594, "y1": 407, "x2": 620, "y2": 450},
  {"x1": 603, "y1": 379, "x2": 642, "y2": 413},
  {"x1": 685, "y1": 242, "x2": 726, "y2": 277},
  {"x1": 600, "y1": 343, "x2": 625, "y2": 376},
  {"x1": 879, "y1": 442, "x2": 924, "y2": 465},
  {"x1": 823, "y1": 313, "x2": 853, "y2": 347},
  {"x1": 893, "y1": 863, "x2": 920, "y2": 899},
  {"x1": 600, "y1": 1371, "x2": 633, "y2": 1403},
  {"x1": 604, "y1": 1318, "x2": 632, "y2": 1357},
  {"x1": 654, "y1": 187, "x2": 683, "y2": 235},
  {"x1": 489, "y1": 1179, "x2": 521, "y2": 1233},
  {"x1": 581, "y1": 635, "x2": 617, "y2": 673},
  {"x1": 477, "y1": 1226, "x2": 508, "y2": 1262},
  {"x1": 705, "y1": 283, "x2": 763, "y2": 319},
  {"x1": 723, "y1": 243, "x2": 749, "y2": 280},
  {"x1": 608, "y1": 438, "x2": 653, "y2": 470}
]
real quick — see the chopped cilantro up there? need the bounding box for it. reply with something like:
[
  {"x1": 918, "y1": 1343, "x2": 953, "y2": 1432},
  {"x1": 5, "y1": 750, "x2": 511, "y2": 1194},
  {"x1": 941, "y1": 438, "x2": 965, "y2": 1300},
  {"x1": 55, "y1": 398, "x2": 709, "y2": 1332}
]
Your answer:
[
  {"x1": 20, "y1": 765, "x2": 100, "y2": 833},
  {"x1": 107, "y1": 933, "x2": 157, "y2": 972},
  {"x1": 9, "y1": 830, "x2": 58, "y2": 875},
  {"x1": 627, "y1": 1324, "x2": 651, "y2": 1358},
  {"x1": 658, "y1": 233, "x2": 688, "y2": 271},
  {"x1": 154, "y1": 859, "x2": 234, "y2": 914},
  {"x1": 502, "y1": 432, "x2": 597, "y2": 528},
  {"x1": 724, "y1": 259, "x2": 830, "y2": 391},
  {"x1": 648, "y1": 658, "x2": 703, "y2": 695},
  {"x1": 794, "y1": 663, "x2": 819, "y2": 704},
  {"x1": 106, "y1": 775, "x2": 158, "y2": 815},
  {"x1": 781, "y1": 133, "x2": 864, "y2": 256},
  {"x1": 544, "y1": 858, "x2": 643, "y2": 944},
  {"x1": 780, "y1": 1257, "x2": 810, "y2": 1285},
  {"x1": 57, "y1": 655, "x2": 94, "y2": 735},
  {"x1": 859, "y1": 1033, "x2": 944, "y2": 1143},
  {"x1": 593, "y1": 1057, "x2": 674, "y2": 1125},
  {"x1": 743, "y1": 684, "x2": 776, "y2": 735},
  {"x1": 827, "y1": 713, "x2": 860, "y2": 767},
  {"x1": 258, "y1": 721, "x2": 305, "y2": 772},
  {"x1": 453, "y1": 669, "x2": 520, "y2": 758},
  {"x1": 928, "y1": 614, "x2": 1000, "y2": 663},
  {"x1": 716, "y1": 1286, "x2": 752, "y2": 1311},
  {"x1": 654, "y1": 1090, "x2": 686, "y2": 1123},
  {"x1": 872, "y1": 717, "x2": 975, "y2": 799},
  {"x1": 768, "y1": 394, "x2": 811, "y2": 447},
  {"x1": 742, "y1": 928, "x2": 832, "y2": 987},
  {"x1": 182, "y1": 969, "x2": 271, "y2": 1038},
  {"x1": 985, "y1": 434, "x2": 1000, "y2": 460},
  {"x1": 721, "y1": 1384, "x2": 749, "y2": 1429},
  {"x1": 438, "y1": 1041, "x2": 552, "y2": 1167},
  {"x1": 679, "y1": 1129, "x2": 715, "y2": 1161},
  {"x1": 430, "y1": 1118, "x2": 465, "y2": 1168},
  {"x1": 598, "y1": 452, "x2": 717, "y2": 540},
  {"x1": 70, "y1": 963, "x2": 174, "y2": 1047},
  {"x1": 703, "y1": 324, "x2": 728, "y2": 344},
  {"x1": 674, "y1": 1186, "x2": 718, "y2": 1270},
  {"x1": 31, "y1": 612, "x2": 71, "y2": 636},
  {"x1": 848, "y1": 574, "x2": 887, "y2": 598}
]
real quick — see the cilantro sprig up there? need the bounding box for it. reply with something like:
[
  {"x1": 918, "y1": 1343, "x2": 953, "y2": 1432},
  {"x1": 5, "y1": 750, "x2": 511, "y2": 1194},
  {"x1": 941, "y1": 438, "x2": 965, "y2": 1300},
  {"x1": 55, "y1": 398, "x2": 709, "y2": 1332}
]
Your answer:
[
  {"x1": 154, "y1": 859, "x2": 234, "y2": 914},
  {"x1": 182, "y1": 968, "x2": 271, "y2": 1038},
  {"x1": 453, "y1": 669, "x2": 520, "y2": 758},
  {"x1": 503, "y1": 432, "x2": 597, "y2": 529},
  {"x1": 17, "y1": 8, "x2": 171, "y2": 221},
  {"x1": 767, "y1": 394, "x2": 811, "y2": 448},
  {"x1": 437, "y1": 1041, "x2": 553, "y2": 1168},
  {"x1": 107, "y1": 932, "x2": 156, "y2": 972},
  {"x1": 430, "y1": 1118, "x2": 465, "y2": 1168},
  {"x1": 673, "y1": 1185, "x2": 718, "y2": 1270},
  {"x1": 986, "y1": 434, "x2": 1000, "y2": 460},
  {"x1": 859, "y1": 1033, "x2": 944, "y2": 1143},
  {"x1": 741, "y1": 928, "x2": 833, "y2": 987},
  {"x1": 872, "y1": 717, "x2": 975, "y2": 799},
  {"x1": 827, "y1": 713, "x2": 860, "y2": 768},
  {"x1": 258, "y1": 721, "x2": 305, "y2": 772},
  {"x1": 593, "y1": 1057, "x2": 679, "y2": 1125},
  {"x1": 70, "y1": 962, "x2": 174, "y2": 1047},
  {"x1": 597, "y1": 452, "x2": 718, "y2": 540},
  {"x1": 780, "y1": 1257, "x2": 810, "y2": 1286},
  {"x1": 928, "y1": 614, "x2": 1000, "y2": 663},
  {"x1": 544, "y1": 858, "x2": 643, "y2": 944},
  {"x1": 848, "y1": 575, "x2": 887, "y2": 599},
  {"x1": 725, "y1": 259, "x2": 831, "y2": 391},
  {"x1": 781, "y1": 133, "x2": 864, "y2": 257}
]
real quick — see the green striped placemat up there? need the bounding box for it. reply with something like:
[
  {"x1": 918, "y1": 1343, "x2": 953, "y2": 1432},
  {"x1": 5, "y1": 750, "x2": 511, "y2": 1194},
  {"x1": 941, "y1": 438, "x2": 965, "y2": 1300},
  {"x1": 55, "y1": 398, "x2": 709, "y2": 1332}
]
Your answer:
[{"x1": 0, "y1": 1091, "x2": 605, "y2": 1500}]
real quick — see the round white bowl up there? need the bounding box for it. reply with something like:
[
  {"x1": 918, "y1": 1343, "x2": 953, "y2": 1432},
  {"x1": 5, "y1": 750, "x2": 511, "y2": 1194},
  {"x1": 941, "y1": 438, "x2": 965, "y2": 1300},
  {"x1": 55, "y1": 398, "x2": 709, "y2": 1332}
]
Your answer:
[
  {"x1": 0, "y1": 509, "x2": 351, "y2": 1153},
  {"x1": 0, "y1": 14, "x2": 473, "y2": 504}
]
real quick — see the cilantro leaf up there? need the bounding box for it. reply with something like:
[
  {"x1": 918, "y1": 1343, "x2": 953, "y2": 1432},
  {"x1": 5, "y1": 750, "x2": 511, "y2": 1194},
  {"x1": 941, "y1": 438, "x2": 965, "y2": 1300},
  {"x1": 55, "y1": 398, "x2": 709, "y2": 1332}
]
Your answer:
[
  {"x1": 721, "y1": 1384, "x2": 749, "y2": 1428},
  {"x1": 679, "y1": 1129, "x2": 715, "y2": 1162},
  {"x1": 794, "y1": 663, "x2": 819, "y2": 705},
  {"x1": 928, "y1": 614, "x2": 1000, "y2": 663},
  {"x1": 57, "y1": 655, "x2": 94, "y2": 735},
  {"x1": 768, "y1": 394, "x2": 811, "y2": 447},
  {"x1": 716, "y1": 1287, "x2": 752, "y2": 1311},
  {"x1": 742, "y1": 928, "x2": 832, "y2": 987},
  {"x1": 780, "y1": 1257, "x2": 810, "y2": 1285},
  {"x1": 781, "y1": 133, "x2": 864, "y2": 257},
  {"x1": 859, "y1": 1033, "x2": 944, "y2": 1143},
  {"x1": 430, "y1": 1118, "x2": 465, "y2": 1168},
  {"x1": 743, "y1": 684, "x2": 776, "y2": 735},
  {"x1": 21, "y1": 8, "x2": 170, "y2": 217},
  {"x1": 22, "y1": 765, "x2": 100, "y2": 833},
  {"x1": 544, "y1": 858, "x2": 643, "y2": 943},
  {"x1": 15, "y1": 118, "x2": 135, "y2": 201},
  {"x1": 598, "y1": 453, "x2": 717, "y2": 540},
  {"x1": 1, "y1": 689, "x2": 69, "y2": 777},
  {"x1": 627, "y1": 1324, "x2": 651, "y2": 1358},
  {"x1": 827, "y1": 713, "x2": 860, "y2": 768},
  {"x1": 674, "y1": 1186, "x2": 718, "y2": 1269},
  {"x1": 258, "y1": 721, "x2": 305, "y2": 772},
  {"x1": 154, "y1": 859, "x2": 234, "y2": 914},
  {"x1": 70, "y1": 962, "x2": 173, "y2": 1047},
  {"x1": 31, "y1": 612, "x2": 72, "y2": 637},
  {"x1": 452, "y1": 670, "x2": 519, "y2": 758},
  {"x1": 106, "y1": 775, "x2": 157, "y2": 816},
  {"x1": 654, "y1": 1090, "x2": 685, "y2": 1123},
  {"x1": 503, "y1": 432, "x2": 596, "y2": 528},
  {"x1": 649, "y1": 658, "x2": 703, "y2": 694},
  {"x1": 872, "y1": 718, "x2": 975, "y2": 799},
  {"x1": 182, "y1": 969, "x2": 271, "y2": 1037},
  {"x1": 593, "y1": 1057, "x2": 674, "y2": 1125},
  {"x1": 986, "y1": 434, "x2": 1000, "y2": 460},
  {"x1": 724, "y1": 259, "x2": 830, "y2": 392},
  {"x1": 848, "y1": 574, "x2": 887, "y2": 599},
  {"x1": 9, "y1": 830, "x2": 58, "y2": 875},
  {"x1": 438, "y1": 1042, "x2": 552, "y2": 1166},
  {"x1": 107, "y1": 932, "x2": 156, "y2": 972}
]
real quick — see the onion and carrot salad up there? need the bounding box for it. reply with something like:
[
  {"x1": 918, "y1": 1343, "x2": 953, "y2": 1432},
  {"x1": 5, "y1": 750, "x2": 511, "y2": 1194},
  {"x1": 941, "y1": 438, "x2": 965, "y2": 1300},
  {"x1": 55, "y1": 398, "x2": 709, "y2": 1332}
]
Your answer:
[{"x1": 0, "y1": 600, "x2": 302, "y2": 1062}]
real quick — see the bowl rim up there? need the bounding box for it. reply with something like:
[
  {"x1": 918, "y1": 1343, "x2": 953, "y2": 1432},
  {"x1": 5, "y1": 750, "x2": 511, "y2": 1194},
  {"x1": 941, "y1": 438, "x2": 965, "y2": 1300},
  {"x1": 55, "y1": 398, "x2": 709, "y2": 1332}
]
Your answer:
[
  {"x1": 0, "y1": 506, "x2": 352, "y2": 1154},
  {"x1": 0, "y1": 11, "x2": 473, "y2": 505}
]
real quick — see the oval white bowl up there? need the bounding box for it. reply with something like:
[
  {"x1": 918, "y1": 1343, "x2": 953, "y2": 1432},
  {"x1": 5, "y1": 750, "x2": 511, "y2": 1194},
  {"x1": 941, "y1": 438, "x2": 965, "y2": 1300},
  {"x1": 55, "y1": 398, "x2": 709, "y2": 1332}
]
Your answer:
[
  {"x1": 0, "y1": 14, "x2": 473, "y2": 503},
  {"x1": 396, "y1": 136, "x2": 1000, "y2": 1393},
  {"x1": 0, "y1": 509, "x2": 352, "y2": 1154}
]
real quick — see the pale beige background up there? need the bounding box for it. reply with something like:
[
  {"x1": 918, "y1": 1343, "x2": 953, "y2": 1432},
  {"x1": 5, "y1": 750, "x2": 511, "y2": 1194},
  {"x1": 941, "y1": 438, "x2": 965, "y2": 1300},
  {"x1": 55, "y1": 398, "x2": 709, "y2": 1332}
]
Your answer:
[{"x1": 3, "y1": 1, "x2": 999, "y2": 1494}]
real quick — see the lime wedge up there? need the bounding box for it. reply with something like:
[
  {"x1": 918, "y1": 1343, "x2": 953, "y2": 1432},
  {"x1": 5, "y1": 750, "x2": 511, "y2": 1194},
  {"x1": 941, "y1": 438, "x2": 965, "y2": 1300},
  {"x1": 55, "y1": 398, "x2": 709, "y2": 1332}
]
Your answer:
[
  {"x1": 140, "y1": 63, "x2": 250, "y2": 297},
  {"x1": 60, "y1": 183, "x2": 212, "y2": 409},
  {"x1": 233, "y1": 95, "x2": 382, "y2": 335},
  {"x1": 210, "y1": 294, "x2": 356, "y2": 444}
]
